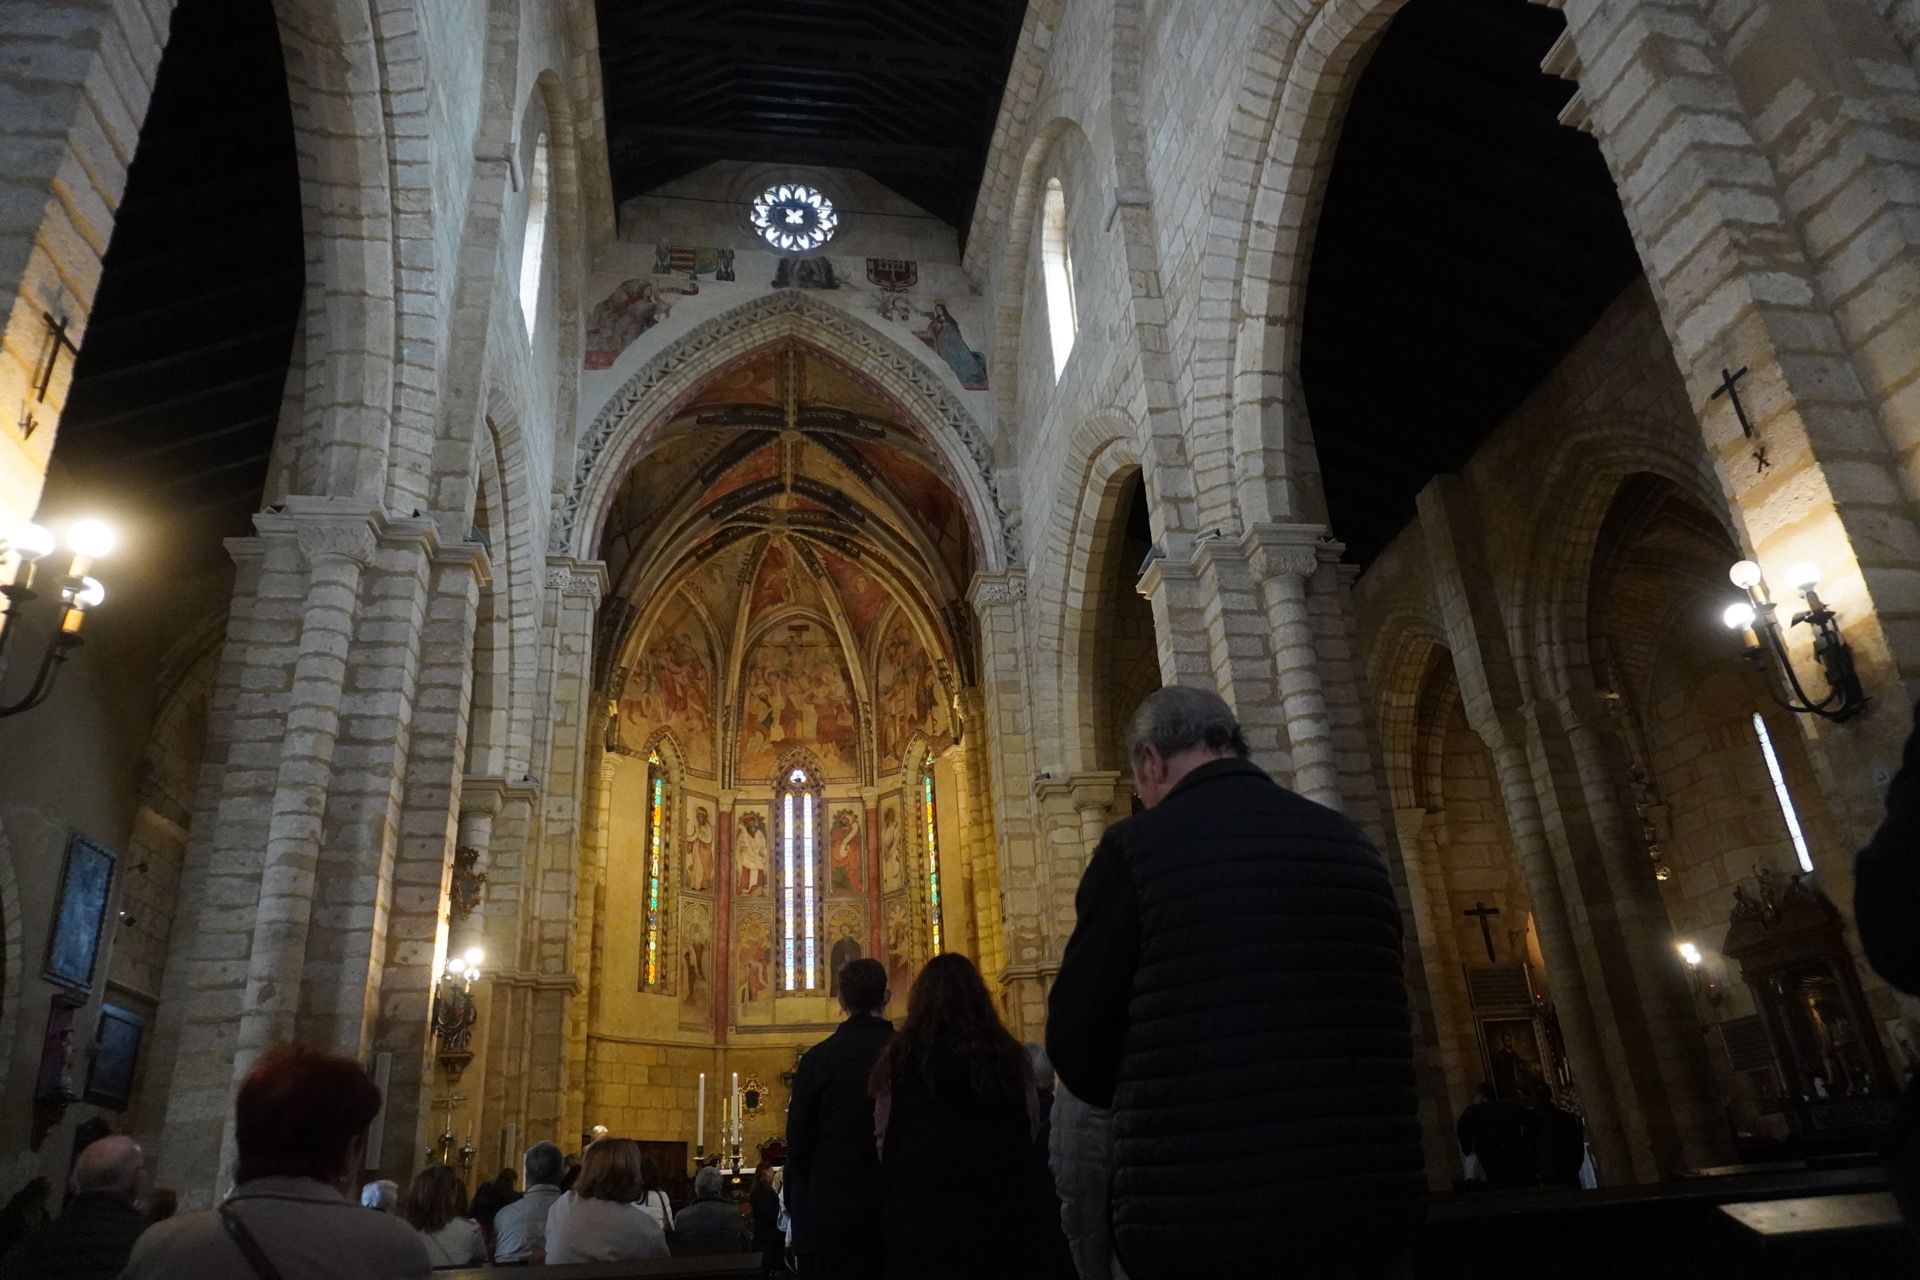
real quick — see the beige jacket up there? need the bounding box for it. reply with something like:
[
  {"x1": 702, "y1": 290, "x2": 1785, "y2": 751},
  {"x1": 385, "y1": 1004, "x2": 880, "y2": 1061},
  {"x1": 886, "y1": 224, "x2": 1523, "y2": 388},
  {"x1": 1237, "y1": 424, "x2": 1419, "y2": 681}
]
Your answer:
[{"x1": 122, "y1": 1175, "x2": 430, "y2": 1279}]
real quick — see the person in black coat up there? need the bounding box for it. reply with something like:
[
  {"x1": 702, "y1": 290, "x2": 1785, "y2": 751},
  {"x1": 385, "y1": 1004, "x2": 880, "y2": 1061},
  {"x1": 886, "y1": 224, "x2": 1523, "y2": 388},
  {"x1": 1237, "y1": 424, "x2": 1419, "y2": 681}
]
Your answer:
[
  {"x1": 1456, "y1": 1084, "x2": 1533, "y2": 1189},
  {"x1": 0, "y1": 1136, "x2": 148, "y2": 1280},
  {"x1": 1856, "y1": 700, "x2": 1920, "y2": 1235},
  {"x1": 1047, "y1": 686, "x2": 1426, "y2": 1280},
  {"x1": 787, "y1": 957, "x2": 893, "y2": 1279},
  {"x1": 871, "y1": 953, "x2": 1054, "y2": 1280},
  {"x1": 1526, "y1": 1087, "x2": 1585, "y2": 1190}
]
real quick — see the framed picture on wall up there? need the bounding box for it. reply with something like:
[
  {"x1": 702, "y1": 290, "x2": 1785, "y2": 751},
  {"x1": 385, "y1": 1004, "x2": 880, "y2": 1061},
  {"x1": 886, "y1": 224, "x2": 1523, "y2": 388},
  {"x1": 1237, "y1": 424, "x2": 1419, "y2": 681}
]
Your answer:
[
  {"x1": 1478, "y1": 1015, "x2": 1550, "y2": 1102},
  {"x1": 43, "y1": 834, "x2": 116, "y2": 993},
  {"x1": 83, "y1": 1003, "x2": 146, "y2": 1110}
]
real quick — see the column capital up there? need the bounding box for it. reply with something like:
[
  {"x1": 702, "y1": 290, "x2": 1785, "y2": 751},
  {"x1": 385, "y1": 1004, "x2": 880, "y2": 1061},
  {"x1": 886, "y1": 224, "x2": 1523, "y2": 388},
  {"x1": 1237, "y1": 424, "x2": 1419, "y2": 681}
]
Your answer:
[
  {"x1": 434, "y1": 538, "x2": 493, "y2": 587},
  {"x1": 1240, "y1": 521, "x2": 1331, "y2": 580},
  {"x1": 463, "y1": 773, "x2": 543, "y2": 815},
  {"x1": 1067, "y1": 770, "x2": 1126, "y2": 814},
  {"x1": 253, "y1": 496, "x2": 386, "y2": 569},
  {"x1": 546, "y1": 556, "x2": 609, "y2": 603},
  {"x1": 968, "y1": 569, "x2": 1027, "y2": 610}
]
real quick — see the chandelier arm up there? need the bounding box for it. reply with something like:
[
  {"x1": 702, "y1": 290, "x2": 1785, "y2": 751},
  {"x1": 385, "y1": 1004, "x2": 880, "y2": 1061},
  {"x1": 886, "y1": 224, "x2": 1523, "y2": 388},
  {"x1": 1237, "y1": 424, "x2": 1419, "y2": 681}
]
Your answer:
[
  {"x1": 1757, "y1": 617, "x2": 1841, "y2": 715},
  {"x1": 0, "y1": 633, "x2": 75, "y2": 718}
]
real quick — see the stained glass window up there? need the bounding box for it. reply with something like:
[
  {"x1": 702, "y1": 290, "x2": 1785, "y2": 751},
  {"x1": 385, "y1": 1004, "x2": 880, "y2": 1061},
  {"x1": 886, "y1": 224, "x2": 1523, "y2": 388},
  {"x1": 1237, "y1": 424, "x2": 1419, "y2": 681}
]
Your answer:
[
  {"x1": 643, "y1": 750, "x2": 668, "y2": 986},
  {"x1": 923, "y1": 763, "x2": 943, "y2": 956},
  {"x1": 780, "y1": 767, "x2": 819, "y2": 990},
  {"x1": 518, "y1": 133, "x2": 550, "y2": 337}
]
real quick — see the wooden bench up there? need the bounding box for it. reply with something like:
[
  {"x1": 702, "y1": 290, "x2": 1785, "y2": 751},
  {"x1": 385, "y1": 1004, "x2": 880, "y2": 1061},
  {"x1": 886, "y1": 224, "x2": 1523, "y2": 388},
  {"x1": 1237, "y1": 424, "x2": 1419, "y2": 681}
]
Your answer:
[
  {"x1": 437, "y1": 1257, "x2": 760, "y2": 1279},
  {"x1": 1719, "y1": 1191, "x2": 1905, "y2": 1242}
]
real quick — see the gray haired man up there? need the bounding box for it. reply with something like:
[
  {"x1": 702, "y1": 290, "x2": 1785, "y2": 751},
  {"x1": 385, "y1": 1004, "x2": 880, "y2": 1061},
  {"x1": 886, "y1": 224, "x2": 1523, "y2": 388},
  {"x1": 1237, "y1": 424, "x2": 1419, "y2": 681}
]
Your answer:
[
  {"x1": 492, "y1": 1141, "x2": 565, "y2": 1264},
  {"x1": 1047, "y1": 686, "x2": 1425, "y2": 1280}
]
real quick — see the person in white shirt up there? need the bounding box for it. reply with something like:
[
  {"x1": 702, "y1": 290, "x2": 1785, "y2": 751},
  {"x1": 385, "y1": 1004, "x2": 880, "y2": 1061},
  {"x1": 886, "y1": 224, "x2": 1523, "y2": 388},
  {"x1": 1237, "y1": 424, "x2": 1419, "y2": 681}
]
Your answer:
[
  {"x1": 544, "y1": 1138, "x2": 670, "y2": 1264},
  {"x1": 493, "y1": 1142, "x2": 566, "y2": 1264},
  {"x1": 403, "y1": 1164, "x2": 486, "y2": 1268},
  {"x1": 638, "y1": 1156, "x2": 675, "y2": 1233}
]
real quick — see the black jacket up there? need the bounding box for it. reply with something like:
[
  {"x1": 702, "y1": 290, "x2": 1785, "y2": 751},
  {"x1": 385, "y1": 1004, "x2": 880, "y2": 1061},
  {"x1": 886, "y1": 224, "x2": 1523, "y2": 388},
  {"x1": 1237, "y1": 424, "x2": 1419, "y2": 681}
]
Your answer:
[
  {"x1": 0, "y1": 1192, "x2": 147, "y2": 1280},
  {"x1": 1857, "y1": 701, "x2": 1920, "y2": 995},
  {"x1": 1047, "y1": 757, "x2": 1426, "y2": 1277},
  {"x1": 786, "y1": 1012, "x2": 893, "y2": 1244}
]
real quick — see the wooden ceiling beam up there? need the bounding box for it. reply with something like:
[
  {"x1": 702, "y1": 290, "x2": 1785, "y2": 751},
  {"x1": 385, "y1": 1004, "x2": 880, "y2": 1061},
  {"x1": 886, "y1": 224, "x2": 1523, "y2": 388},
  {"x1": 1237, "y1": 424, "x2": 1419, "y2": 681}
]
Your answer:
[
  {"x1": 595, "y1": 18, "x2": 1002, "y2": 79},
  {"x1": 614, "y1": 125, "x2": 971, "y2": 176}
]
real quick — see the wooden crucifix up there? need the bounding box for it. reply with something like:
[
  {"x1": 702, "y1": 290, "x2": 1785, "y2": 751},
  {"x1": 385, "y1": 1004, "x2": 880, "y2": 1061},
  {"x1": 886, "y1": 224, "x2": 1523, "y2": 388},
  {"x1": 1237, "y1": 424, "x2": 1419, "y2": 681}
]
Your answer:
[
  {"x1": 1711, "y1": 365, "x2": 1769, "y2": 473},
  {"x1": 1463, "y1": 901, "x2": 1502, "y2": 963},
  {"x1": 33, "y1": 312, "x2": 79, "y2": 404}
]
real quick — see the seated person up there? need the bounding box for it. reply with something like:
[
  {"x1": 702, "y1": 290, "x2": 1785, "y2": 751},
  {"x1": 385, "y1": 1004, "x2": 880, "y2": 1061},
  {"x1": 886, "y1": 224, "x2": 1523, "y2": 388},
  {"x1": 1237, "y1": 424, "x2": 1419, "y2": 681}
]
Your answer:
[{"x1": 673, "y1": 1168, "x2": 751, "y2": 1251}]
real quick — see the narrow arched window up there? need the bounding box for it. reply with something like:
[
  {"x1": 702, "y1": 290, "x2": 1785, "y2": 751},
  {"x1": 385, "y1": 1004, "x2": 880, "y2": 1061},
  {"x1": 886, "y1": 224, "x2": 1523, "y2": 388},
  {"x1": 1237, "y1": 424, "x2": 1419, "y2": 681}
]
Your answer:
[
  {"x1": 517, "y1": 132, "x2": 551, "y2": 338},
  {"x1": 779, "y1": 767, "x2": 820, "y2": 990},
  {"x1": 1042, "y1": 177, "x2": 1077, "y2": 379},
  {"x1": 642, "y1": 749, "x2": 670, "y2": 987},
  {"x1": 922, "y1": 760, "x2": 944, "y2": 956},
  {"x1": 1752, "y1": 712, "x2": 1813, "y2": 873}
]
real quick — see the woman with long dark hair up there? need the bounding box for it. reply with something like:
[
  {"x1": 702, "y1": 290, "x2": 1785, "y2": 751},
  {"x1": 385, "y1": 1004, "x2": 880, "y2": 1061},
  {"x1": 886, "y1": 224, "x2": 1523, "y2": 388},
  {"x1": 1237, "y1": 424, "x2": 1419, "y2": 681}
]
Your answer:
[{"x1": 869, "y1": 953, "x2": 1058, "y2": 1278}]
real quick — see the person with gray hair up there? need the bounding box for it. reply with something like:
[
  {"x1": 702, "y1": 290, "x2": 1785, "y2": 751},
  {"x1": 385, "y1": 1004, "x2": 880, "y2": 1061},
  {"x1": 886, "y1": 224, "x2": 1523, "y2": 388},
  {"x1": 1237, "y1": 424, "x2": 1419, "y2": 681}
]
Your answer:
[
  {"x1": 359, "y1": 1179, "x2": 399, "y2": 1213},
  {"x1": 491, "y1": 1141, "x2": 566, "y2": 1264},
  {"x1": 0, "y1": 1135, "x2": 149, "y2": 1280},
  {"x1": 673, "y1": 1166, "x2": 751, "y2": 1251},
  {"x1": 1047, "y1": 685, "x2": 1423, "y2": 1280}
]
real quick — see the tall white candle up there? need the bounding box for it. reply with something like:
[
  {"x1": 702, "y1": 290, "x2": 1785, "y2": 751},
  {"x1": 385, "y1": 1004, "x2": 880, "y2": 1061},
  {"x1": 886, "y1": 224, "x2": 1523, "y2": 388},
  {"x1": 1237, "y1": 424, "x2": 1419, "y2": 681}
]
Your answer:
[
  {"x1": 732, "y1": 1071, "x2": 741, "y2": 1145},
  {"x1": 696, "y1": 1073, "x2": 706, "y2": 1149}
]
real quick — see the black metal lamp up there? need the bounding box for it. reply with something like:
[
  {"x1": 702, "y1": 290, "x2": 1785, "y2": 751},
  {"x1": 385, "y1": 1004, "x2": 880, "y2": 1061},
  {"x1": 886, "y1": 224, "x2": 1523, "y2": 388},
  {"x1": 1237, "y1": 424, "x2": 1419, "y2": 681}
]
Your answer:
[
  {"x1": 0, "y1": 518, "x2": 114, "y2": 718},
  {"x1": 1722, "y1": 558, "x2": 1866, "y2": 722}
]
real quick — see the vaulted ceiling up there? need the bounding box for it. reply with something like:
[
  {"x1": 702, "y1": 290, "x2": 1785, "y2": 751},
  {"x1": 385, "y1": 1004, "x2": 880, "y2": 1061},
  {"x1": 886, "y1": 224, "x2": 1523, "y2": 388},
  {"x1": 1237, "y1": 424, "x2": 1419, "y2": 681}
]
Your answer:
[
  {"x1": 593, "y1": 0, "x2": 1029, "y2": 234},
  {"x1": 1302, "y1": 0, "x2": 1644, "y2": 566}
]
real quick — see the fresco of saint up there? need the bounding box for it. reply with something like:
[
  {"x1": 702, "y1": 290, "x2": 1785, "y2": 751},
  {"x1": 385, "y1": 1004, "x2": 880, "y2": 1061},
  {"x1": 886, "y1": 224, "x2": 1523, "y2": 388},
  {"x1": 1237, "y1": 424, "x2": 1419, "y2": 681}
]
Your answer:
[
  {"x1": 830, "y1": 808, "x2": 864, "y2": 894},
  {"x1": 683, "y1": 804, "x2": 714, "y2": 892},
  {"x1": 735, "y1": 810, "x2": 771, "y2": 895}
]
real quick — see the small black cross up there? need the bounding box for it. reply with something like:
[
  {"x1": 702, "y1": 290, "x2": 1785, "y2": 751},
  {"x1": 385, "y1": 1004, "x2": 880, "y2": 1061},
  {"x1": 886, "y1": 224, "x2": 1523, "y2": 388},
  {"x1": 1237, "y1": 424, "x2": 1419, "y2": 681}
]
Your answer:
[
  {"x1": 1711, "y1": 365, "x2": 1755, "y2": 438},
  {"x1": 1464, "y1": 901, "x2": 1502, "y2": 963},
  {"x1": 34, "y1": 312, "x2": 78, "y2": 404}
]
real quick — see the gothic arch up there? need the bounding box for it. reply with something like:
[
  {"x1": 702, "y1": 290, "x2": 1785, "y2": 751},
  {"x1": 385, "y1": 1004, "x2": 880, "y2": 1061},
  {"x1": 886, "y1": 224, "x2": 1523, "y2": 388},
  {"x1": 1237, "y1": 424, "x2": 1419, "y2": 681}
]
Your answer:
[{"x1": 565, "y1": 292, "x2": 1012, "y2": 569}]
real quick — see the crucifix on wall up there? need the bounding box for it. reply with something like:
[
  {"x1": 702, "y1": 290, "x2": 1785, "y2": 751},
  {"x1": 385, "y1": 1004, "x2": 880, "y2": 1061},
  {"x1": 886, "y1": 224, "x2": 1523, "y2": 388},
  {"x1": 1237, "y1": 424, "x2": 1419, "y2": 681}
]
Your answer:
[
  {"x1": 1463, "y1": 901, "x2": 1502, "y2": 963},
  {"x1": 1711, "y1": 364, "x2": 1769, "y2": 473}
]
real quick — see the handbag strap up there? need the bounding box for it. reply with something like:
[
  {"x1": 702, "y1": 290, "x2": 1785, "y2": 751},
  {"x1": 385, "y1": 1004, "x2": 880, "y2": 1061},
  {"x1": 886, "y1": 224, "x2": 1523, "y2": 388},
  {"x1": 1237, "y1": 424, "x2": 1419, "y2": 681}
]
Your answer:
[{"x1": 219, "y1": 1203, "x2": 288, "y2": 1280}]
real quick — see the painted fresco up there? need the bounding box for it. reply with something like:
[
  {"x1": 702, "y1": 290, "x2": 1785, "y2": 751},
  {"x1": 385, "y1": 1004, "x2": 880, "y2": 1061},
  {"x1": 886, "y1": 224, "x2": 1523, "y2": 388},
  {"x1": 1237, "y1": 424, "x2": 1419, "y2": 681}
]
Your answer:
[
  {"x1": 827, "y1": 902, "x2": 866, "y2": 997},
  {"x1": 914, "y1": 301, "x2": 988, "y2": 390},
  {"x1": 738, "y1": 622, "x2": 860, "y2": 780},
  {"x1": 829, "y1": 807, "x2": 865, "y2": 894},
  {"x1": 734, "y1": 808, "x2": 772, "y2": 896},
  {"x1": 772, "y1": 257, "x2": 840, "y2": 289},
  {"x1": 817, "y1": 547, "x2": 891, "y2": 643},
  {"x1": 877, "y1": 612, "x2": 940, "y2": 764},
  {"x1": 683, "y1": 801, "x2": 716, "y2": 893},
  {"x1": 751, "y1": 539, "x2": 800, "y2": 614},
  {"x1": 654, "y1": 243, "x2": 735, "y2": 280},
  {"x1": 879, "y1": 795, "x2": 905, "y2": 892},
  {"x1": 736, "y1": 910, "x2": 776, "y2": 1007},
  {"x1": 696, "y1": 443, "x2": 780, "y2": 510},
  {"x1": 679, "y1": 897, "x2": 713, "y2": 1028},
  {"x1": 621, "y1": 614, "x2": 715, "y2": 773},
  {"x1": 883, "y1": 897, "x2": 914, "y2": 998},
  {"x1": 584, "y1": 277, "x2": 696, "y2": 370}
]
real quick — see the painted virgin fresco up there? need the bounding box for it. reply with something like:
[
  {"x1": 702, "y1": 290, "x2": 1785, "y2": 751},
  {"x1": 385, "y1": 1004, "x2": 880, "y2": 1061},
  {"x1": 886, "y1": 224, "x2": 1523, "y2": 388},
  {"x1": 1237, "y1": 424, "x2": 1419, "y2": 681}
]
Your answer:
[
  {"x1": 737, "y1": 622, "x2": 860, "y2": 780},
  {"x1": 829, "y1": 808, "x2": 864, "y2": 893}
]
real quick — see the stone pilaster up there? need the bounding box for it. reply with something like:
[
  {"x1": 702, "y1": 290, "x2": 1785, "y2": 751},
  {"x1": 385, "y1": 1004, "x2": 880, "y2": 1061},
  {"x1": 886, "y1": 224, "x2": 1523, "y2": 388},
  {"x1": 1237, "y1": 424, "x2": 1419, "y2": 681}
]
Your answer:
[
  {"x1": 467, "y1": 774, "x2": 540, "y2": 1188},
  {"x1": 1244, "y1": 523, "x2": 1339, "y2": 807},
  {"x1": 968, "y1": 570, "x2": 1045, "y2": 1036},
  {"x1": 1186, "y1": 535, "x2": 1290, "y2": 779}
]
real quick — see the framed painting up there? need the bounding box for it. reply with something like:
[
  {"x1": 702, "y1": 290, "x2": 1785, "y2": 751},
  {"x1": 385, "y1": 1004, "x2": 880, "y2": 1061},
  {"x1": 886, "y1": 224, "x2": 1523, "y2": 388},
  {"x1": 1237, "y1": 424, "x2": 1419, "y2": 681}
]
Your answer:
[
  {"x1": 1478, "y1": 1016, "x2": 1549, "y2": 1102},
  {"x1": 43, "y1": 835, "x2": 116, "y2": 993},
  {"x1": 83, "y1": 1003, "x2": 146, "y2": 1110}
]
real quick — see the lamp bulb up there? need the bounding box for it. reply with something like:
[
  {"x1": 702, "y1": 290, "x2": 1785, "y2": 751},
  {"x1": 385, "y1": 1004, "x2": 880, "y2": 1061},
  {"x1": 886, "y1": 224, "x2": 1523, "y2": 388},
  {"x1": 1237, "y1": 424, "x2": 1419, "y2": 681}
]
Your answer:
[
  {"x1": 1722, "y1": 601, "x2": 1756, "y2": 631},
  {"x1": 1786, "y1": 562, "x2": 1821, "y2": 592},
  {"x1": 71, "y1": 576, "x2": 105, "y2": 610},
  {"x1": 1677, "y1": 941, "x2": 1703, "y2": 968},
  {"x1": 67, "y1": 518, "x2": 116, "y2": 560},
  {"x1": 446, "y1": 956, "x2": 467, "y2": 977},
  {"x1": 1728, "y1": 560, "x2": 1763, "y2": 590},
  {"x1": 8, "y1": 522, "x2": 55, "y2": 563},
  {"x1": 462, "y1": 946, "x2": 484, "y2": 969}
]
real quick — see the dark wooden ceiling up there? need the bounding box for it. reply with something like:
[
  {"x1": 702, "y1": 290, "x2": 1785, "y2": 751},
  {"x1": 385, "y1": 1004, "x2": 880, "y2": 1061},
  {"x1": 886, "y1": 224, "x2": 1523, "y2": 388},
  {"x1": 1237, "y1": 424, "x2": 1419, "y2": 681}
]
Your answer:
[
  {"x1": 594, "y1": 0, "x2": 1028, "y2": 235},
  {"x1": 1301, "y1": 0, "x2": 1643, "y2": 566},
  {"x1": 41, "y1": 0, "x2": 301, "y2": 572}
]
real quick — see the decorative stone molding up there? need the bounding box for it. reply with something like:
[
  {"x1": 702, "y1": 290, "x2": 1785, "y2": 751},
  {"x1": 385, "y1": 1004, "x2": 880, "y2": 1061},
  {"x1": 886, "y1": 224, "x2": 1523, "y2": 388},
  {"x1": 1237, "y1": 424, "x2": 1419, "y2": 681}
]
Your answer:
[
  {"x1": 253, "y1": 498, "x2": 384, "y2": 569},
  {"x1": 433, "y1": 539, "x2": 493, "y2": 587},
  {"x1": 969, "y1": 570, "x2": 1027, "y2": 608},
  {"x1": 1241, "y1": 522, "x2": 1332, "y2": 581},
  {"x1": 461, "y1": 773, "x2": 542, "y2": 815},
  {"x1": 562, "y1": 290, "x2": 1016, "y2": 562},
  {"x1": 545, "y1": 557, "x2": 609, "y2": 603}
]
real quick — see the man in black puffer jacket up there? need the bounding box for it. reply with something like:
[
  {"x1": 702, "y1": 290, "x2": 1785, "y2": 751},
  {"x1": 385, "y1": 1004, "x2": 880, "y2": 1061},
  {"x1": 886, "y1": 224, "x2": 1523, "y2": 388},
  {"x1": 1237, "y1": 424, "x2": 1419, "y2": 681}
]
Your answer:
[{"x1": 1047, "y1": 685, "x2": 1425, "y2": 1280}]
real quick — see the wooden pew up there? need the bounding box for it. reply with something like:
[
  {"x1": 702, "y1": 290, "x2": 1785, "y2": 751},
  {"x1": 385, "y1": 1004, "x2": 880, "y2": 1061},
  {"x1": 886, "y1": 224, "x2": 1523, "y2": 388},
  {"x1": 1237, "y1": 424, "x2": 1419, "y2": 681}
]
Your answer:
[{"x1": 437, "y1": 1257, "x2": 760, "y2": 1280}]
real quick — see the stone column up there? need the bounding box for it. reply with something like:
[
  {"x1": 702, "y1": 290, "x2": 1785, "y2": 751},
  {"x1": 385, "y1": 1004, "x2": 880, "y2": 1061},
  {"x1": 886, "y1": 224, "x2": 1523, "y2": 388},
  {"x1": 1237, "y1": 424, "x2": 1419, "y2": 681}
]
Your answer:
[
  {"x1": 1069, "y1": 772, "x2": 1125, "y2": 860},
  {"x1": 1186, "y1": 535, "x2": 1289, "y2": 777},
  {"x1": 1134, "y1": 532, "x2": 1215, "y2": 690},
  {"x1": 469, "y1": 775, "x2": 540, "y2": 1184},
  {"x1": 968, "y1": 570, "x2": 1046, "y2": 1036},
  {"x1": 954, "y1": 692, "x2": 1006, "y2": 984},
  {"x1": 1244, "y1": 523, "x2": 1340, "y2": 808},
  {"x1": 526, "y1": 556, "x2": 604, "y2": 1143}
]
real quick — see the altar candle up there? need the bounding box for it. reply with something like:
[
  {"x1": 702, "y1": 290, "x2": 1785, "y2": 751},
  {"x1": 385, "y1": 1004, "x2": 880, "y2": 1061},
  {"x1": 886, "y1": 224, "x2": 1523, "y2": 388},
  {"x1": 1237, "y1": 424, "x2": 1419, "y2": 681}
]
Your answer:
[
  {"x1": 732, "y1": 1071, "x2": 741, "y2": 1143},
  {"x1": 697, "y1": 1073, "x2": 705, "y2": 1148}
]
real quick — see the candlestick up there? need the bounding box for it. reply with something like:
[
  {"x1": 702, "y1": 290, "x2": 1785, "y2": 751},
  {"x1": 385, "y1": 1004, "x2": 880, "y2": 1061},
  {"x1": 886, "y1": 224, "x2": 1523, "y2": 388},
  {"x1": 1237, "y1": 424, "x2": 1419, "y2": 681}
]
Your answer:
[{"x1": 696, "y1": 1072, "x2": 706, "y2": 1156}]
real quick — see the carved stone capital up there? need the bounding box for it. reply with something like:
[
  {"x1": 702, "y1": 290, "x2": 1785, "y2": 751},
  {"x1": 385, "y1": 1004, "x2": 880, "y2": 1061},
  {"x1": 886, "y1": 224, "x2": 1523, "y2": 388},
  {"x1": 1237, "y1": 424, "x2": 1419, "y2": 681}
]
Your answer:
[
  {"x1": 463, "y1": 773, "x2": 543, "y2": 815},
  {"x1": 254, "y1": 497, "x2": 384, "y2": 570},
  {"x1": 969, "y1": 570, "x2": 1027, "y2": 609},
  {"x1": 1241, "y1": 521, "x2": 1332, "y2": 581},
  {"x1": 546, "y1": 556, "x2": 609, "y2": 603}
]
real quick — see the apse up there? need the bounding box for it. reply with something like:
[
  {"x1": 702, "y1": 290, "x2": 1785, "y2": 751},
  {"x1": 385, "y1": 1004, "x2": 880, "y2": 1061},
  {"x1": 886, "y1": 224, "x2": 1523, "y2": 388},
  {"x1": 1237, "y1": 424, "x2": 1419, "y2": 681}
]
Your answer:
[{"x1": 591, "y1": 340, "x2": 980, "y2": 1048}]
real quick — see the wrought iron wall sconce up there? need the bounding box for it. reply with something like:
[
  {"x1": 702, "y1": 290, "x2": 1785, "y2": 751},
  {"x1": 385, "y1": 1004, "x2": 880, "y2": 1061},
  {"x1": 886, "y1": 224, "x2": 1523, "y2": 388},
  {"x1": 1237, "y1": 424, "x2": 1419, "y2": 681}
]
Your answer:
[
  {"x1": 1721, "y1": 559, "x2": 1865, "y2": 722},
  {"x1": 0, "y1": 519, "x2": 114, "y2": 718},
  {"x1": 432, "y1": 948, "x2": 483, "y2": 1079},
  {"x1": 1677, "y1": 941, "x2": 1725, "y2": 1010}
]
